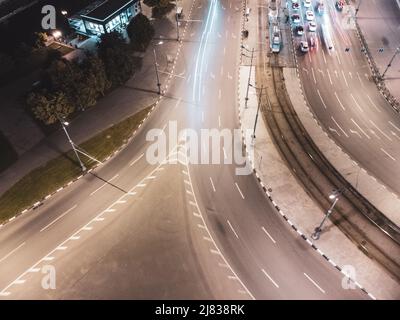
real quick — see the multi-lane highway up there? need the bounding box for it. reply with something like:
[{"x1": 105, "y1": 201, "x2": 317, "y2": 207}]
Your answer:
[
  {"x1": 0, "y1": 0, "x2": 368, "y2": 299},
  {"x1": 290, "y1": 0, "x2": 400, "y2": 196}
]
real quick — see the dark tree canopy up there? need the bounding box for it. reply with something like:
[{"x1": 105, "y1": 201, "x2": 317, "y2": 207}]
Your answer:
[{"x1": 127, "y1": 13, "x2": 155, "y2": 51}]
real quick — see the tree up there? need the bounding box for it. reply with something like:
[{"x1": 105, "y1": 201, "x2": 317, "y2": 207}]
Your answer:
[
  {"x1": 127, "y1": 13, "x2": 155, "y2": 51},
  {"x1": 34, "y1": 32, "x2": 48, "y2": 49},
  {"x1": 83, "y1": 54, "x2": 110, "y2": 97},
  {"x1": 27, "y1": 91, "x2": 74, "y2": 125},
  {"x1": 98, "y1": 32, "x2": 136, "y2": 86},
  {"x1": 143, "y1": 0, "x2": 175, "y2": 18}
]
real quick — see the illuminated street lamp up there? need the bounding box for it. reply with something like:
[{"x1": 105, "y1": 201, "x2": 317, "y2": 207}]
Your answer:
[
  {"x1": 61, "y1": 10, "x2": 68, "y2": 16},
  {"x1": 52, "y1": 30, "x2": 62, "y2": 40},
  {"x1": 311, "y1": 189, "x2": 344, "y2": 240},
  {"x1": 57, "y1": 116, "x2": 86, "y2": 172}
]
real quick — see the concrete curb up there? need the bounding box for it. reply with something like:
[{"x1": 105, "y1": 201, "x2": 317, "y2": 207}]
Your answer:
[{"x1": 0, "y1": 0, "x2": 197, "y2": 229}]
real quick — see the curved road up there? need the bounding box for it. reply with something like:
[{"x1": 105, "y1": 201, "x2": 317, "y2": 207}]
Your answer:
[
  {"x1": 291, "y1": 0, "x2": 400, "y2": 196},
  {"x1": 0, "y1": 0, "x2": 368, "y2": 299}
]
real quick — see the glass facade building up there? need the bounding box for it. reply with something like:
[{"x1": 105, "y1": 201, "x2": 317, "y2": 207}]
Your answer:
[{"x1": 68, "y1": 0, "x2": 141, "y2": 37}]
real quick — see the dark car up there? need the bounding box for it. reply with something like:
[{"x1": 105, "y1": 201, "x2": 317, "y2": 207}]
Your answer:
[
  {"x1": 292, "y1": 2, "x2": 300, "y2": 10},
  {"x1": 295, "y1": 25, "x2": 304, "y2": 35},
  {"x1": 335, "y1": 0, "x2": 344, "y2": 11}
]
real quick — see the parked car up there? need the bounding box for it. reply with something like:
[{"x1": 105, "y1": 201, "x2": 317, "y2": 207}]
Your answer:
[
  {"x1": 300, "y1": 41, "x2": 309, "y2": 52},
  {"x1": 303, "y1": 0, "x2": 312, "y2": 8},
  {"x1": 306, "y1": 10, "x2": 315, "y2": 21},
  {"x1": 309, "y1": 21, "x2": 317, "y2": 32},
  {"x1": 295, "y1": 25, "x2": 304, "y2": 35},
  {"x1": 291, "y1": 14, "x2": 301, "y2": 24},
  {"x1": 335, "y1": 0, "x2": 344, "y2": 11},
  {"x1": 292, "y1": 2, "x2": 300, "y2": 10}
]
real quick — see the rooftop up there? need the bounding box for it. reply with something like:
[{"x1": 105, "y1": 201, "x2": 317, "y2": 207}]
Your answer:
[{"x1": 81, "y1": 0, "x2": 137, "y2": 22}]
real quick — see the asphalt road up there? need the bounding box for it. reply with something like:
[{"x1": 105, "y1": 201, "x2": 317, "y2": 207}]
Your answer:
[
  {"x1": 291, "y1": 0, "x2": 400, "y2": 196},
  {"x1": 0, "y1": 0, "x2": 368, "y2": 299}
]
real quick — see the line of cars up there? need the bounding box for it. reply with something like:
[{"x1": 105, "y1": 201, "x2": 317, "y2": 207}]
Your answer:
[{"x1": 289, "y1": 0, "x2": 320, "y2": 52}]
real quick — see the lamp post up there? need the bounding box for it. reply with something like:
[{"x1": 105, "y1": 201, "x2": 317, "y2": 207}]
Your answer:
[
  {"x1": 249, "y1": 84, "x2": 263, "y2": 140},
  {"x1": 153, "y1": 45, "x2": 162, "y2": 95},
  {"x1": 57, "y1": 116, "x2": 86, "y2": 172},
  {"x1": 311, "y1": 189, "x2": 344, "y2": 240},
  {"x1": 355, "y1": 0, "x2": 362, "y2": 16},
  {"x1": 381, "y1": 46, "x2": 400, "y2": 80},
  {"x1": 241, "y1": 46, "x2": 255, "y2": 109},
  {"x1": 175, "y1": 2, "x2": 180, "y2": 41}
]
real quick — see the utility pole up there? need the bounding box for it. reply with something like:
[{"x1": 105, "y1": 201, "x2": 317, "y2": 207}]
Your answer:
[
  {"x1": 175, "y1": 2, "x2": 180, "y2": 41},
  {"x1": 153, "y1": 48, "x2": 161, "y2": 95},
  {"x1": 311, "y1": 189, "x2": 344, "y2": 240},
  {"x1": 245, "y1": 48, "x2": 254, "y2": 109},
  {"x1": 252, "y1": 85, "x2": 263, "y2": 140},
  {"x1": 58, "y1": 116, "x2": 86, "y2": 172},
  {"x1": 381, "y1": 46, "x2": 400, "y2": 79}
]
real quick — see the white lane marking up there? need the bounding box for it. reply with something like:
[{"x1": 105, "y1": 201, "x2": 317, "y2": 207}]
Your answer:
[
  {"x1": 336, "y1": 52, "x2": 341, "y2": 65},
  {"x1": 304, "y1": 273, "x2": 325, "y2": 294},
  {"x1": 311, "y1": 67, "x2": 316, "y2": 84},
  {"x1": 322, "y1": 49, "x2": 327, "y2": 64},
  {"x1": 331, "y1": 117, "x2": 349, "y2": 138},
  {"x1": 262, "y1": 269, "x2": 279, "y2": 288},
  {"x1": 351, "y1": 118, "x2": 371, "y2": 139},
  {"x1": 209, "y1": 177, "x2": 216, "y2": 192},
  {"x1": 227, "y1": 220, "x2": 239, "y2": 238},
  {"x1": 0, "y1": 242, "x2": 25, "y2": 263},
  {"x1": 40, "y1": 205, "x2": 78, "y2": 232},
  {"x1": 201, "y1": 111, "x2": 204, "y2": 123},
  {"x1": 235, "y1": 182, "x2": 245, "y2": 199},
  {"x1": 350, "y1": 94, "x2": 363, "y2": 113},
  {"x1": 369, "y1": 120, "x2": 392, "y2": 141},
  {"x1": 261, "y1": 226, "x2": 276, "y2": 244},
  {"x1": 389, "y1": 121, "x2": 400, "y2": 132},
  {"x1": 380, "y1": 148, "x2": 396, "y2": 161},
  {"x1": 130, "y1": 154, "x2": 144, "y2": 166},
  {"x1": 90, "y1": 174, "x2": 119, "y2": 196},
  {"x1": 218, "y1": 89, "x2": 222, "y2": 100},
  {"x1": 317, "y1": 90, "x2": 327, "y2": 109},
  {"x1": 356, "y1": 72, "x2": 363, "y2": 86},
  {"x1": 366, "y1": 95, "x2": 381, "y2": 113},
  {"x1": 220, "y1": 66, "x2": 224, "y2": 76},
  {"x1": 326, "y1": 69, "x2": 333, "y2": 85},
  {"x1": 341, "y1": 70, "x2": 348, "y2": 87},
  {"x1": 334, "y1": 92, "x2": 345, "y2": 110},
  {"x1": 218, "y1": 115, "x2": 221, "y2": 128}
]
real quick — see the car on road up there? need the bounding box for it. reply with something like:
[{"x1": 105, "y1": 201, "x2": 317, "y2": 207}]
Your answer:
[
  {"x1": 335, "y1": 0, "x2": 344, "y2": 11},
  {"x1": 309, "y1": 21, "x2": 317, "y2": 32},
  {"x1": 300, "y1": 41, "x2": 309, "y2": 52},
  {"x1": 292, "y1": 2, "x2": 300, "y2": 10},
  {"x1": 303, "y1": 0, "x2": 312, "y2": 8},
  {"x1": 291, "y1": 14, "x2": 301, "y2": 24},
  {"x1": 309, "y1": 36, "x2": 316, "y2": 49},
  {"x1": 306, "y1": 10, "x2": 315, "y2": 21},
  {"x1": 295, "y1": 25, "x2": 304, "y2": 35}
]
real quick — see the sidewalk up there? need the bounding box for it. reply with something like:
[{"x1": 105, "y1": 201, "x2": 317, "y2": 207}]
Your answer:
[
  {"x1": 0, "y1": 4, "x2": 185, "y2": 196},
  {"x1": 238, "y1": 65, "x2": 400, "y2": 300}
]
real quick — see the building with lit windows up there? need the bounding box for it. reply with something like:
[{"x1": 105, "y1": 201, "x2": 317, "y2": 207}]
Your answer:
[{"x1": 68, "y1": 0, "x2": 141, "y2": 38}]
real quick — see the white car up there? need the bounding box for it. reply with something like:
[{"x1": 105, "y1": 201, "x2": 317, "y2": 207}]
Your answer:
[
  {"x1": 292, "y1": 0, "x2": 299, "y2": 3},
  {"x1": 306, "y1": 10, "x2": 315, "y2": 21},
  {"x1": 309, "y1": 21, "x2": 317, "y2": 32},
  {"x1": 303, "y1": 0, "x2": 312, "y2": 7},
  {"x1": 300, "y1": 41, "x2": 309, "y2": 52}
]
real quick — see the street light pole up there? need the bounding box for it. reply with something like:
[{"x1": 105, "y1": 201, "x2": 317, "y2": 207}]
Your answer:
[
  {"x1": 245, "y1": 48, "x2": 254, "y2": 109},
  {"x1": 153, "y1": 48, "x2": 161, "y2": 95},
  {"x1": 381, "y1": 46, "x2": 400, "y2": 80},
  {"x1": 311, "y1": 190, "x2": 343, "y2": 240},
  {"x1": 175, "y1": 2, "x2": 180, "y2": 41},
  {"x1": 58, "y1": 117, "x2": 86, "y2": 172},
  {"x1": 252, "y1": 85, "x2": 263, "y2": 140},
  {"x1": 355, "y1": 0, "x2": 362, "y2": 16}
]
